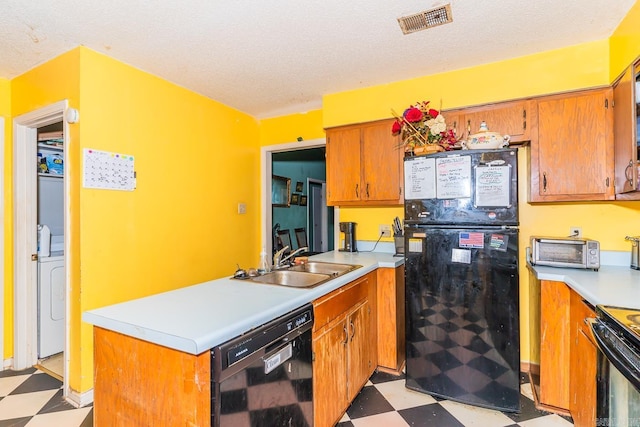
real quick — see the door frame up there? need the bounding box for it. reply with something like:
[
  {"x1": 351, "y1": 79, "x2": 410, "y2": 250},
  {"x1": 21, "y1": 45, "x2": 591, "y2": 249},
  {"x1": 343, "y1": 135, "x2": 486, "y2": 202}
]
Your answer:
[
  {"x1": 13, "y1": 101, "x2": 70, "y2": 395},
  {"x1": 0, "y1": 116, "x2": 4, "y2": 365},
  {"x1": 260, "y1": 138, "x2": 338, "y2": 256},
  {"x1": 307, "y1": 178, "x2": 328, "y2": 252}
]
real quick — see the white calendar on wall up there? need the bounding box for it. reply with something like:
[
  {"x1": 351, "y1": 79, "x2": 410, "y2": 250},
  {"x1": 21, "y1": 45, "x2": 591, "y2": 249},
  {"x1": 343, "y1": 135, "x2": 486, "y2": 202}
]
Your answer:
[{"x1": 83, "y1": 148, "x2": 136, "y2": 191}]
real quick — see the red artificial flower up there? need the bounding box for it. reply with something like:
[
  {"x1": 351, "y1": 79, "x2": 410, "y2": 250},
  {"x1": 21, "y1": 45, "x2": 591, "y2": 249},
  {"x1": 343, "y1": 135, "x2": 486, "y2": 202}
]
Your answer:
[
  {"x1": 391, "y1": 120, "x2": 403, "y2": 135},
  {"x1": 403, "y1": 107, "x2": 423, "y2": 123},
  {"x1": 428, "y1": 109, "x2": 440, "y2": 118}
]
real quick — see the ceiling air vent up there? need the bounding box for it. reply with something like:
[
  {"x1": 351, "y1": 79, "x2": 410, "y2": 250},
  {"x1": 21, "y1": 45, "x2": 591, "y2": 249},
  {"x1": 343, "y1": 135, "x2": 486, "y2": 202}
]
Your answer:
[{"x1": 397, "y1": 4, "x2": 453, "y2": 35}]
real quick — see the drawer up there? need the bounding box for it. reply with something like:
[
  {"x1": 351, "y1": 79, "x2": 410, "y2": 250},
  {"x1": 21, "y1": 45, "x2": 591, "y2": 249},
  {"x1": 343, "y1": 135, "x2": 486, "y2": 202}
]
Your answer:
[{"x1": 313, "y1": 275, "x2": 369, "y2": 331}]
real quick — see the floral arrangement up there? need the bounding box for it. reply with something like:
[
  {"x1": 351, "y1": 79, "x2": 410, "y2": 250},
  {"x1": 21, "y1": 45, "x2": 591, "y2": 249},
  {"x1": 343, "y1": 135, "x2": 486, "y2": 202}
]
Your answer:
[{"x1": 391, "y1": 101, "x2": 458, "y2": 151}]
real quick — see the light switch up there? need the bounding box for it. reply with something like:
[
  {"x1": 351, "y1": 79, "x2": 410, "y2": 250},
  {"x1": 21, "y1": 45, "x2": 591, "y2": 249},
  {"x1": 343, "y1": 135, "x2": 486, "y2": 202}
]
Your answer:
[{"x1": 238, "y1": 203, "x2": 246, "y2": 214}]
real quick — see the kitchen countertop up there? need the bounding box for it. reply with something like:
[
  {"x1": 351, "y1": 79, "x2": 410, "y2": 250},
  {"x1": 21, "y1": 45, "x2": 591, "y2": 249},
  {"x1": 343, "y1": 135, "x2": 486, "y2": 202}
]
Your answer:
[
  {"x1": 82, "y1": 250, "x2": 403, "y2": 355},
  {"x1": 527, "y1": 251, "x2": 640, "y2": 310}
]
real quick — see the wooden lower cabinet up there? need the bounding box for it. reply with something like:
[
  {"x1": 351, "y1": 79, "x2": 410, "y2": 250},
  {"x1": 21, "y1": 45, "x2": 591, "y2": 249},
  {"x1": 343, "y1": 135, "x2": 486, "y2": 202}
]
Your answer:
[
  {"x1": 569, "y1": 291, "x2": 597, "y2": 427},
  {"x1": 312, "y1": 272, "x2": 377, "y2": 427},
  {"x1": 539, "y1": 280, "x2": 571, "y2": 412},
  {"x1": 537, "y1": 279, "x2": 598, "y2": 424},
  {"x1": 376, "y1": 266, "x2": 405, "y2": 374},
  {"x1": 93, "y1": 327, "x2": 210, "y2": 427}
]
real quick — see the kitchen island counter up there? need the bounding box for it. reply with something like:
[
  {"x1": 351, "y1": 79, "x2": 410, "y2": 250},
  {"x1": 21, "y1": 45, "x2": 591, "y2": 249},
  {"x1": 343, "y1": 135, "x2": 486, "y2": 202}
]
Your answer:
[
  {"x1": 528, "y1": 251, "x2": 640, "y2": 310},
  {"x1": 83, "y1": 251, "x2": 402, "y2": 355}
]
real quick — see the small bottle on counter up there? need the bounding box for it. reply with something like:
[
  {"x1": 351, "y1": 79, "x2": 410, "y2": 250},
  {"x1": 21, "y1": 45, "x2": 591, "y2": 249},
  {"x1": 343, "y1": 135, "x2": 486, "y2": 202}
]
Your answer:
[{"x1": 257, "y1": 248, "x2": 271, "y2": 274}]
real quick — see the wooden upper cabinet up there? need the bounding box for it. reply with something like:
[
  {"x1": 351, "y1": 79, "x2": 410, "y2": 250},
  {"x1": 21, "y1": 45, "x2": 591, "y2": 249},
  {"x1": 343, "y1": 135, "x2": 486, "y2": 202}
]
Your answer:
[
  {"x1": 326, "y1": 119, "x2": 403, "y2": 206},
  {"x1": 443, "y1": 100, "x2": 533, "y2": 144},
  {"x1": 529, "y1": 88, "x2": 615, "y2": 202},
  {"x1": 326, "y1": 126, "x2": 362, "y2": 203},
  {"x1": 613, "y1": 60, "x2": 640, "y2": 199}
]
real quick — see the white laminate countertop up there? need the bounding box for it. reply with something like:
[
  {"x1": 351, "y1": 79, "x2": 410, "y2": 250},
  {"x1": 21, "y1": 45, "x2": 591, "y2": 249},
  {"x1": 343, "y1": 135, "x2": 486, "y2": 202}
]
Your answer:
[
  {"x1": 528, "y1": 251, "x2": 640, "y2": 310},
  {"x1": 82, "y1": 251, "x2": 403, "y2": 355}
]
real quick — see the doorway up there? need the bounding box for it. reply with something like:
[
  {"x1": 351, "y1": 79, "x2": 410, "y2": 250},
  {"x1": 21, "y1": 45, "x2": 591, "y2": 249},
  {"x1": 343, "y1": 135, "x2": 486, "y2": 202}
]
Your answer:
[
  {"x1": 13, "y1": 101, "x2": 70, "y2": 396},
  {"x1": 261, "y1": 139, "x2": 336, "y2": 256}
]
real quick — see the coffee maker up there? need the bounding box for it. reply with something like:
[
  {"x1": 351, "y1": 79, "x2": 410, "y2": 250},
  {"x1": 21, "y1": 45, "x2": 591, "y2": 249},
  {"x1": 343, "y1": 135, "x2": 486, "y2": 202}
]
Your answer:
[{"x1": 339, "y1": 222, "x2": 358, "y2": 252}]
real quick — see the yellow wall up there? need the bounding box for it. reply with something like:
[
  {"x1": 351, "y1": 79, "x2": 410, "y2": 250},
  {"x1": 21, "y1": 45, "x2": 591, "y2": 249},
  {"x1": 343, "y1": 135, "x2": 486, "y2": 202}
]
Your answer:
[
  {"x1": 610, "y1": 0, "x2": 640, "y2": 79},
  {"x1": 259, "y1": 110, "x2": 324, "y2": 146},
  {"x1": 8, "y1": 47, "x2": 260, "y2": 393}
]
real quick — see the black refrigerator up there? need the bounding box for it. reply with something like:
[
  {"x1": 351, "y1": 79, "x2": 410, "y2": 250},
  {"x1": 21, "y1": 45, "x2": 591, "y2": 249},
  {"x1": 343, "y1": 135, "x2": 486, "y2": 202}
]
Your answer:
[{"x1": 403, "y1": 148, "x2": 520, "y2": 412}]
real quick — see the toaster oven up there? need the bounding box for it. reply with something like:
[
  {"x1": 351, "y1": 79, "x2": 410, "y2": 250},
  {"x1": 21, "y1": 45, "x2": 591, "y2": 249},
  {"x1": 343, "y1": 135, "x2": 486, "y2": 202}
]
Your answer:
[{"x1": 530, "y1": 236, "x2": 600, "y2": 271}]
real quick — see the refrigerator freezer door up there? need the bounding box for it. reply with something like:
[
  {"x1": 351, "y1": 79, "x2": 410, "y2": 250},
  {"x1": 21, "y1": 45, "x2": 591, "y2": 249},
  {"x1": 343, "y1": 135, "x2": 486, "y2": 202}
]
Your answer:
[
  {"x1": 404, "y1": 226, "x2": 520, "y2": 412},
  {"x1": 404, "y1": 148, "x2": 518, "y2": 226}
]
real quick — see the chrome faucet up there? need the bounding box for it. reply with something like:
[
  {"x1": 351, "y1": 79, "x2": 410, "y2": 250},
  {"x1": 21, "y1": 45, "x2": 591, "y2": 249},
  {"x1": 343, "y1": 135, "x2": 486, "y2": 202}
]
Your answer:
[
  {"x1": 273, "y1": 246, "x2": 290, "y2": 269},
  {"x1": 273, "y1": 246, "x2": 309, "y2": 269}
]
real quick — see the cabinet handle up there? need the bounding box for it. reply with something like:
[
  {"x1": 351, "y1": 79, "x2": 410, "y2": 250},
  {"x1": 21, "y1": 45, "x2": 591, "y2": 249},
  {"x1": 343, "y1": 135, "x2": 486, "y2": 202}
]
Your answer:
[
  {"x1": 343, "y1": 325, "x2": 349, "y2": 344},
  {"x1": 523, "y1": 109, "x2": 527, "y2": 130},
  {"x1": 350, "y1": 320, "x2": 356, "y2": 341},
  {"x1": 467, "y1": 119, "x2": 471, "y2": 137},
  {"x1": 366, "y1": 183, "x2": 370, "y2": 198},
  {"x1": 355, "y1": 184, "x2": 359, "y2": 198},
  {"x1": 543, "y1": 172, "x2": 547, "y2": 192},
  {"x1": 625, "y1": 160, "x2": 634, "y2": 188}
]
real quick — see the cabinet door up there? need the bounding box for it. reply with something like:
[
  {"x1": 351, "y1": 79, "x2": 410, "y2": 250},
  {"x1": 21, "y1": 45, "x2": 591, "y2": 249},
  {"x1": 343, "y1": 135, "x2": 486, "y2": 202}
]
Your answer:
[
  {"x1": 326, "y1": 126, "x2": 362, "y2": 204},
  {"x1": 313, "y1": 319, "x2": 349, "y2": 427},
  {"x1": 613, "y1": 63, "x2": 639, "y2": 197},
  {"x1": 346, "y1": 300, "x2": 372, "y2": 402},
  {"x1": 540, "y1": 280, "x2": 571, "y2": 412},
  {"x1": 462, "y1": 100, "x2": 530, "y2": 143},
  {"x1": 570, "y1": 291, "x2": 597, "y2": 427},
  {"x1": 376, "y1": 266, "x2": 405, "y2": 373},
  {"x1": 532, "y1": 89, "x2": 614, "y2": 201},
  {"x1": 361, "y1": 120, "x2": 403, "y2": 203}
]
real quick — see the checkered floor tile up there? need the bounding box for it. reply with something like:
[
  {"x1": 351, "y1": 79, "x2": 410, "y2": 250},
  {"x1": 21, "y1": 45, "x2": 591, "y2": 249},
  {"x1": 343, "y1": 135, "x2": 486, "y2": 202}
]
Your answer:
[
  {"x1": 337, "y1": 371, "x2": 573, "y2": 427},
  {"x1": 0, "y1": 368, "x2": 92, "y2": 427},
  {"x1": 0, "y1": 368, "x2": 573, "y2": 426}
]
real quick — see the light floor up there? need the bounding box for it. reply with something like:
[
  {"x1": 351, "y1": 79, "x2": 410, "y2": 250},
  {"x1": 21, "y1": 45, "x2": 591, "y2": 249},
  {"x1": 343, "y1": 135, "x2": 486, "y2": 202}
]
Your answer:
[{"x1": 0, "y1": 368, "x2": 571, "y2": 426}]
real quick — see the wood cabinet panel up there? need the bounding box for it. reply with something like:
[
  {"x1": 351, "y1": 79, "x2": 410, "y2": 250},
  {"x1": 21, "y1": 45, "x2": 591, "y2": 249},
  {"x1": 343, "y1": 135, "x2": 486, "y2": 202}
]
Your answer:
[
  {"x1": 347, "y1": 301, "x2": 372, "y2": 402},
  {"x1": 361, "y1": 122, "x2": 403, "y2": 202},
  {"x1": 539, "y1": 280, "x2": 571, "y2": 412},
  {"x1": 462, "y1": 100, "x2": 531, "y2": 143},
  {"x1": 93, "y1": 327, "x2": 210, "y2": 427},
  {"x1": 530, "y1": 88, "x2": 615, "y2": 202},
  {"x1": 376, "y1": 266, "x2": 405, "y2": 374},
  {"x1": 326, "y1": 119, "x2": 403, "y2": 206},
  {"x1": 312, "y1": 272, "x2": 376, "y2": 427},
  {"x1": 442, "y1": 100, "x2": 532, "y2": 144},
  {"x1": 570, "y1": 292, "x2": 597, "y2": 427},
  {"x1": 326, "y1": 126, "x2": 361, "y2": 203},
  {"x1": 313, "y1": 317, "x2": 349, "y2": 427},
  {"x1": 613, "y1": 61, "x2": 640, "y2": 199}
]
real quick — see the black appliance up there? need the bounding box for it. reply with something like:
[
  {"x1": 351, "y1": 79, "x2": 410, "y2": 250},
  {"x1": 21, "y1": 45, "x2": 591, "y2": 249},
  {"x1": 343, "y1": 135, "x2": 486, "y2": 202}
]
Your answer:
[
  {"x1": 403, "y1": 148, "x2": 520, "y2": 412},
  {"x1": 339, "y1": 221, "x2": 357, "y2": 252},
  {"x1": 211, "y1": 304, "x2": 314, "y2": 427},
  {"x1": 589, "y1": 305, "x2": 640, "y2": 425}
]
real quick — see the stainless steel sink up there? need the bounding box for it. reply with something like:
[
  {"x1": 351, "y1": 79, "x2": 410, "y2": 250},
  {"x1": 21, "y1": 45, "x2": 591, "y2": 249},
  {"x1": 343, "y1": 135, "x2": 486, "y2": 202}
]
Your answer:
[
  {"x1": 236, "y1": 261, "x2": 362, "y2": 289},
  {"x1": 247, "y1": 270, "x2": 332, "y2": 288},
  {"x1": 289, "y1": 261, "x2": 361, "y2": 276}
]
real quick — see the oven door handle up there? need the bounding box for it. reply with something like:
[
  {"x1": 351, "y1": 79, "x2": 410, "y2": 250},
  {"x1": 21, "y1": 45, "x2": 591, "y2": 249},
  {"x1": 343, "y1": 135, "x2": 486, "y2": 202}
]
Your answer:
[{"x1": 587, "y1": 317, "x2": 640, "y2": 393}]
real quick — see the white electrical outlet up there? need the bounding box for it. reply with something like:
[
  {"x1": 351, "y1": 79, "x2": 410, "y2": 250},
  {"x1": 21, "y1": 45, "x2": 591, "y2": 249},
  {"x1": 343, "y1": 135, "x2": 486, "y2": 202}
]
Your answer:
[
  {"x1": 379, "y1": 224, "x2": 392, "y2": 237},
  {"x1": 238, "y1": 203, "x2": 246, "y2": 214},
  {"x1": 570, "y1": 226, "x2": 582, "y2": 238}
]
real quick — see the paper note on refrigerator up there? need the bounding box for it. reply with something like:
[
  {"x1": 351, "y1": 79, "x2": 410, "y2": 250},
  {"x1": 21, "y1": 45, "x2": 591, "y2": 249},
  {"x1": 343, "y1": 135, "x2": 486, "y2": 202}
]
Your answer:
[
  {"x1": 474, "y1": 165, "x2": 511, "y2": 207},
  {"x1": 404, "y1": 156, "x2": 436, "y2": 199}
]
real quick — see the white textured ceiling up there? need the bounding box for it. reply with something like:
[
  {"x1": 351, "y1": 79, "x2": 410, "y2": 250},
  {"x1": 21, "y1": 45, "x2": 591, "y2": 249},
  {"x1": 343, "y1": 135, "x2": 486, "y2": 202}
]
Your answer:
[{"x1": 0, "y1": 0, "x2": 636, "y2": 119}]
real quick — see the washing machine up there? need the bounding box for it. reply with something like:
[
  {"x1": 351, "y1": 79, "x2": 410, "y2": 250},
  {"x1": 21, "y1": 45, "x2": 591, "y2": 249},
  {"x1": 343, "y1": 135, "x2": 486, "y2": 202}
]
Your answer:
[{"x1": 38, "y1": 253, "x2": 65, "y2": 359}]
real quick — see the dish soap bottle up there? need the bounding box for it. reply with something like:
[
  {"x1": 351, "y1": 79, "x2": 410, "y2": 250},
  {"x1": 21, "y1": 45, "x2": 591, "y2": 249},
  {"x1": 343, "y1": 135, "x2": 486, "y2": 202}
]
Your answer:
[{"x1": 257, "y1": 248, "x2": 271, "y2": 275}]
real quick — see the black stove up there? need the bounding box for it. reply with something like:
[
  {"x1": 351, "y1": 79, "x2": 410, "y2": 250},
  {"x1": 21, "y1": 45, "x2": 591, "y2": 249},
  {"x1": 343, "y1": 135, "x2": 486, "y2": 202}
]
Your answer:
[{"x1": 596, "y1": 305, "x2": 640, "y2": 348}]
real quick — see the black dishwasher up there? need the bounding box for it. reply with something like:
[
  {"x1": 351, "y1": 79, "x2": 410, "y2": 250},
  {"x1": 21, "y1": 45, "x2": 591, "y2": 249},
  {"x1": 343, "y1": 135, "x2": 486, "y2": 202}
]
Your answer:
[{"x1": 211, "y1": 304, "x2": 314, "y2": 427}]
